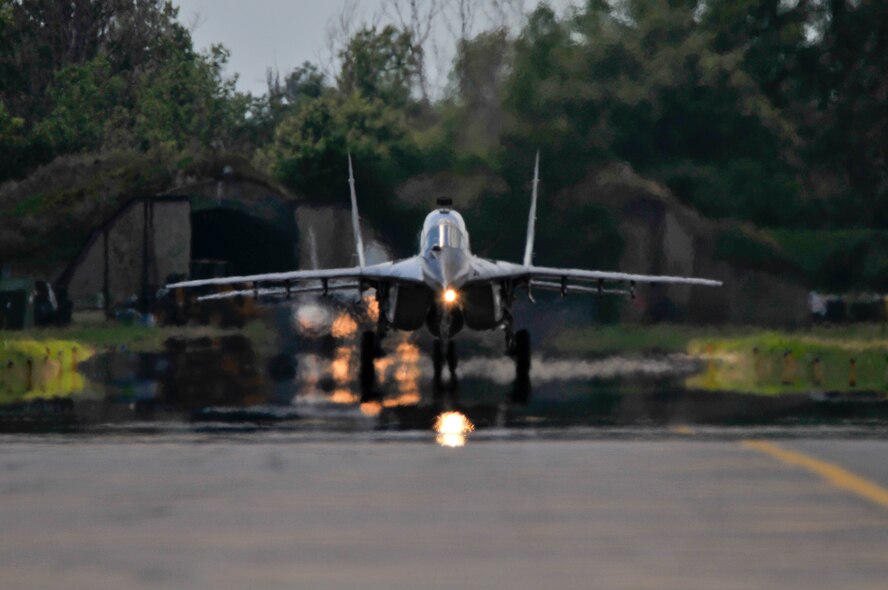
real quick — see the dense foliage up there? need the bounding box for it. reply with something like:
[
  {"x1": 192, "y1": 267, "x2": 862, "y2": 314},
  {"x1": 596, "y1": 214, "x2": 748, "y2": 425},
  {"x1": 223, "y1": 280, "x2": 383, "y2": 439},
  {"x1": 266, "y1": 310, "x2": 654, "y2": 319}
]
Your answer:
[
  {"x1": 2, "y1": 0, "x2": 887, "y2": 286},
  {"x1": 0, "y1": 0, "x2": 254, "y2": 179},
  {"x1": 498, "y1": 0, "x2": 888, "y2": 230}
]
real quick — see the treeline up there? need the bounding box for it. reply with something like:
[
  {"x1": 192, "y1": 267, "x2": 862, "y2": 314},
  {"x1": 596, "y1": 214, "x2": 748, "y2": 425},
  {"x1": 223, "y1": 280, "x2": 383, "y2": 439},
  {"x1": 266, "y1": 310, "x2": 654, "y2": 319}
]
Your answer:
[
  {"x1": 2, "y1": 0, "x2": 887, "y2": 239},
  {"x1": 0, "y1": 1, "x2": 261, "y2": 180}
]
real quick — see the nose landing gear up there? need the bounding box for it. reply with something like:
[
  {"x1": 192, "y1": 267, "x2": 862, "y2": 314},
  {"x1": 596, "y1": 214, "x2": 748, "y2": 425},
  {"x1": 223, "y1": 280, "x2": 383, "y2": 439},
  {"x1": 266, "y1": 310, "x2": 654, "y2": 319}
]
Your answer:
[
  {"x1": 433, "y1": 339, "x2": 458, "y2": 384},
  {"x1": 361, "y1": 324, "x2": 530, "y2": 399}
]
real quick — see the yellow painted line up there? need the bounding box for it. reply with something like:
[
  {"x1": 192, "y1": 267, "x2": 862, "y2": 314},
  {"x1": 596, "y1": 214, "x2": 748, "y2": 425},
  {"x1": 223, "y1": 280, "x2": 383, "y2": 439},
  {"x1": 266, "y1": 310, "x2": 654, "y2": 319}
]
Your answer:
[{"x1": 742, "y1": 439, "x2": 888, "y2": 510}]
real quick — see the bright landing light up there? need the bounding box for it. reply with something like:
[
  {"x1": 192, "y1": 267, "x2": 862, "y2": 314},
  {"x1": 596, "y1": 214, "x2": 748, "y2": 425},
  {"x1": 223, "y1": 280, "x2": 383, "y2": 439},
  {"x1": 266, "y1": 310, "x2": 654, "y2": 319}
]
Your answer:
[
  {"x1": 443, "y1": 288, "x2": 458, "y2": 304},
  {"x1": 434, "y1": 411, "x2": 475, "y2": 448}
]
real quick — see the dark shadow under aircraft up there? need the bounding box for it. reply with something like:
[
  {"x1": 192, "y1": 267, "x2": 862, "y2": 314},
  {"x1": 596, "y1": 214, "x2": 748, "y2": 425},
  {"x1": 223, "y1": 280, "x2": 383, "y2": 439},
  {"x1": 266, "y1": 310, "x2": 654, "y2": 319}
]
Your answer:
[{"x1": 168, "y1": 153, "x2": 722, "y2": 394}]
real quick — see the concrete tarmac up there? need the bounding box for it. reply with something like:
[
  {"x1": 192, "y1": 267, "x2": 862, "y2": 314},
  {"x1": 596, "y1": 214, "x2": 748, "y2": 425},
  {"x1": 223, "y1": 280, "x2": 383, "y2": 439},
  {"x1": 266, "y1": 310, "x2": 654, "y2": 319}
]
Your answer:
[{"x1": 2, "y1": 435, "x2": 888, "y2": 589}]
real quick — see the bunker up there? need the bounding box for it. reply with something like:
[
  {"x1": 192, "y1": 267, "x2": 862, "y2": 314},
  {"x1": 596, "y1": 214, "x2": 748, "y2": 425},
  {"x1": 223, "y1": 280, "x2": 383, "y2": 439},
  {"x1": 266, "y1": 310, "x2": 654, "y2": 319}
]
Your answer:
[
  {"x1": 56, "y1": 173, "x2": 381, "y2": 312},
  {"x1": 58, "y1": 176, "x2": 299, "y2": 310}
]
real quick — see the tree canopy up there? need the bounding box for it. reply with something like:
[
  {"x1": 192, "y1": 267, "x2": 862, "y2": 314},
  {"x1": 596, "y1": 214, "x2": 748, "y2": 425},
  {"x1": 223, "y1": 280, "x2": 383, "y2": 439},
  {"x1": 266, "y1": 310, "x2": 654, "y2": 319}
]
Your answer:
[
  {"x1": 0, "y1": 0, "x2": 253, "y2": 178},
  {"x1": 3, "y1": 0, "x2": 888, "y2": 281}
]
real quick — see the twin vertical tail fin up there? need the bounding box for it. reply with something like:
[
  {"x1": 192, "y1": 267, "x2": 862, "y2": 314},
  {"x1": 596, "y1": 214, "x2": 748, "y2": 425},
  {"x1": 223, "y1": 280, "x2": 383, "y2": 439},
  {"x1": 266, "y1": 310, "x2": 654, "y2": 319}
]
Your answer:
[
  {"x1": 351, "y1": 151, "x2": 532, "y2": 270},
  {"x1": 348, "y1": 153, "x2": 366, "y2": 268},
  {"x1": 523, "y1": 150, "x2": 540, "y2": 268}
]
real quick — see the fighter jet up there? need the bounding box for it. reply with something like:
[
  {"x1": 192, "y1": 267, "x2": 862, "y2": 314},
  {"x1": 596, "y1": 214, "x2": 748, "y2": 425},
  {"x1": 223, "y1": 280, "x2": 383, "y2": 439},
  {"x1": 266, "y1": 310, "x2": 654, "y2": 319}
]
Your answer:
[{"x1": 167, "y1": 154, "x2": 721, "y2": 391}]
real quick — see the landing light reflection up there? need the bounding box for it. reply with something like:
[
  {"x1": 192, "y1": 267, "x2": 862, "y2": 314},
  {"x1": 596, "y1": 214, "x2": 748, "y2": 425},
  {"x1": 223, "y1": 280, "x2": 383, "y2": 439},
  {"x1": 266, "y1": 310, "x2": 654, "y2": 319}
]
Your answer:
[
  {"x1": 363, "y1": 294, "x2": 380, "y2": 323},
  {"x1": 434, "y1": 411, "x2": 474, "y2": 448},
  {"x1": 308, "y1": 310, "x2": 422, "y2": 411},
  {"x1": 331, "y1": 313, "x2": 358, "y2": 338}
]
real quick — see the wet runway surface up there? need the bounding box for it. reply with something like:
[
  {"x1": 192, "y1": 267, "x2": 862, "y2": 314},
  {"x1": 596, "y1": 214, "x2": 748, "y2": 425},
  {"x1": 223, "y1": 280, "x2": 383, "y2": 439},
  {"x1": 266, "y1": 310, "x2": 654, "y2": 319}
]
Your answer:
[
  {"x1": 3, "y1": 436, "x2": 888, "y2": 590},
  {"x1": 4, "y1": 300, "x2": 888, "y2": 588},
  {"x1": 5, "y1": 297, "x2": 888, "y2": 435}
]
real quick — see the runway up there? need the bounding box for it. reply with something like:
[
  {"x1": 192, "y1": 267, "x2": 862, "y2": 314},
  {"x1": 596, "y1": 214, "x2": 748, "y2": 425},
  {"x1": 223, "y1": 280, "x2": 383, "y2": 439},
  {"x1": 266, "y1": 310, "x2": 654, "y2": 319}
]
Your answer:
[{"x1": 3, "y1": 433, "x2": 888, "y2": 589}]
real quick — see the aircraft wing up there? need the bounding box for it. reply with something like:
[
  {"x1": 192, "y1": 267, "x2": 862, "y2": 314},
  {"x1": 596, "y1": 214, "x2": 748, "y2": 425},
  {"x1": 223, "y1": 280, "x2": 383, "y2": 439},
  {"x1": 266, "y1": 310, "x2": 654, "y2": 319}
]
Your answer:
[
  {"x1": 166, "y1": 257, "x2": 425, "y2": 291},
  {"x1": 485, "y1": 150, "x2": 722, "y2": 296},
  {"x1": 526, "y1": 265, "x2": 722, "y2": 287},
  {"x1": 467, "y1": 259, "x2": 721, "y2": 292}
]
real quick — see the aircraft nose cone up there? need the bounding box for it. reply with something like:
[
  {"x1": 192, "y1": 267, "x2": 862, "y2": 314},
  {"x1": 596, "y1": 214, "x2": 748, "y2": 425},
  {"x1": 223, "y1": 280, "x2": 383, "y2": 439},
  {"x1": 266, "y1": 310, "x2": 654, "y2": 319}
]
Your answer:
[{"x1": 424, "y1": 248, "x2": 470, "y2": 291}]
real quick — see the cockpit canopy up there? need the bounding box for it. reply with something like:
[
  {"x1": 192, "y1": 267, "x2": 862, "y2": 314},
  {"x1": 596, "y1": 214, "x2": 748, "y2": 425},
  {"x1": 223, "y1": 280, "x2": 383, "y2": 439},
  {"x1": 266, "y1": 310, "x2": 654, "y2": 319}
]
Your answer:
[{"x1": 420, "y1": 208, "x2": 470, "y2": 253}]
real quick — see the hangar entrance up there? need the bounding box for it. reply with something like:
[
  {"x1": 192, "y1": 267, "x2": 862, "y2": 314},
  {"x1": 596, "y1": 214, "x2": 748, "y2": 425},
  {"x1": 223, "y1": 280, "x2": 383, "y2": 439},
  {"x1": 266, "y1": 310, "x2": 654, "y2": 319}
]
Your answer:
[
  {"x1": 61, "y1": 177, "x2": 302, "y2": 310},
  {"x1": 191, "y1": 209, "x2": 295, "y2": 277}
]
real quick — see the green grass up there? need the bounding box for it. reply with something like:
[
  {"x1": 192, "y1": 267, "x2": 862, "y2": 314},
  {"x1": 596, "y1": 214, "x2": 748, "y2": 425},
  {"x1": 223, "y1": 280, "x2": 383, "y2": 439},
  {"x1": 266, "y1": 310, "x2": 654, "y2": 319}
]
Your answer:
[
  {"x1": 5, "y1": 324, "x2": 158, "y2": 351},
  {"x1": 2, "y1": 313, "x2": 277, "y2": 353},
  {"x1": 0, "y1": 317, "x2": 278, "y2": 403},
  {"x1": 689, "y1": 326, "x2": 888, "y2": 395},
  {"x1": 0, "y1": 338, "x2": 96, "y2": 403},
  {"x1": 552, "y1": 323, "x2": 888, "y2": 395}
]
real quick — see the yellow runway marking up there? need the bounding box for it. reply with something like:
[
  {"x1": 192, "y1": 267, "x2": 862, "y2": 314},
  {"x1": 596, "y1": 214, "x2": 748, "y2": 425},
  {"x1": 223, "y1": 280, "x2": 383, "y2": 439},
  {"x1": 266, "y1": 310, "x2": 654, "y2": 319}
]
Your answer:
[{"x1": 742, "y1": 439, "x2": 888, "y2": 510}]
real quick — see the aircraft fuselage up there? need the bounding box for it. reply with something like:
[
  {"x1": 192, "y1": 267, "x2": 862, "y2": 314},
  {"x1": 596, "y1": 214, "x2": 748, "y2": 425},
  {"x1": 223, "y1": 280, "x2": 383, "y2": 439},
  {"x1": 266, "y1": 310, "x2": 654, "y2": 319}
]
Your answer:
[{"x1": 382, "y1": 207, "x2": 503, "y2": 340}]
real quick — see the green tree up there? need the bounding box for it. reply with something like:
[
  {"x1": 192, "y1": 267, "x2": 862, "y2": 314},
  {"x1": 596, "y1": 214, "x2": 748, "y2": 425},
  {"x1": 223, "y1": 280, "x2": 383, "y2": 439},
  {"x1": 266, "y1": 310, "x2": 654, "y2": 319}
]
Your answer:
[
  {"x1": 444, "y1": 29, "x2": 512, "y2": 157},
  {"x1": 501, "y1": 0, "x2": 803, "y2": 225},
  {"x1": 31, "y1": 56, "x2": 125, "y2": 154},
  {"x1": 0, "y1": 0, "x2": 252, "y2": 179},
  {"x1": 702, "y1": 0, "x2": 810, "y2": 106},
  {"x1": 0, "y1": 1, "x2": 183, "y2": 121},
  {"x1": 263, "y1": 92, "x2": 415, "y2": 199},
  {"x1": 284, "y1": 62, "x2": 327, "y2": 104},
  {"x1": 338, "y1": 25, "x2": 422, "y2": 107},
  {"x1": 253, "y1": 62, "x2": 330, "y2": 149},
  {"x1": 0, "y1": 99, "x2": 32, "y2": 180},
  {"x1": 800, "y1": 0, "x2": 888, "y2": 226},
  {"x1": 132, "y1": 43, "x2": 248, "y2": 154}
]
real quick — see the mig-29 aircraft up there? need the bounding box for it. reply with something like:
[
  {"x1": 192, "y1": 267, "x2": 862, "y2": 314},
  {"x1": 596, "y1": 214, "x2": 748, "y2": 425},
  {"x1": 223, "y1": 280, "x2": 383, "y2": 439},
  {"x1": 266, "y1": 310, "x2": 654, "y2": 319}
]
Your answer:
[{"x1": 167, "y1": 154, "x2": 722, "y2": 392}]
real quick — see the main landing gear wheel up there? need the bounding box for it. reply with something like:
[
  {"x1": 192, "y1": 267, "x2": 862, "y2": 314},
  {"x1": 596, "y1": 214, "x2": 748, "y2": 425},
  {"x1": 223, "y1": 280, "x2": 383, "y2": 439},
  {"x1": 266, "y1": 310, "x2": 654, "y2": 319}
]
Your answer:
[
  {"x1": 433, "y1": 340, "x2": 443, "y2": 383},
  {"x1": 513, "y1": 329, "x2": 532, "y2": 404},
  {"x1": 515, "y1": 329, "x2": 531, "y2": 379},
  {"x1": 447, "y1": 341, "x2": 458, "y2": 378},
  {"x1": 360, "y1": 331, "x2": 377, "y2": 394}
]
